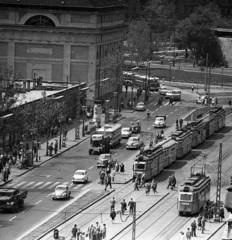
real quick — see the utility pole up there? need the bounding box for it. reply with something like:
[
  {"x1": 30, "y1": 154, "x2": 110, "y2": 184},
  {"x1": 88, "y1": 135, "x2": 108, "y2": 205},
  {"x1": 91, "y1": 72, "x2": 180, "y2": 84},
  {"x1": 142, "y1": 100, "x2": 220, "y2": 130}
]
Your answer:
[
  {"x1": 132, "y1": 202, "x2": 136, "y2": 240},
  {"x1": 207, "y1": 65, "x2": 211, "y2": 107},
  {"x1": 215, "y1": 143, "x2": 222, "y2": 222},
  {"x1": 75, "y1": 79, "x2": 81, "y2": 140},
  {"x1": 205, "y1": 53, "x2": 208, "y2": 94}
]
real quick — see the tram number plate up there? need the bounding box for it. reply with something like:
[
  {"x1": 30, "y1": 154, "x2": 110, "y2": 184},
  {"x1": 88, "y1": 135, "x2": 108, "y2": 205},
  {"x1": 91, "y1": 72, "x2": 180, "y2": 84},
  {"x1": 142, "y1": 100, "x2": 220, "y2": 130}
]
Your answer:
[{"x1": 181, "y1": 203, "x2": 190, "y2": 206}]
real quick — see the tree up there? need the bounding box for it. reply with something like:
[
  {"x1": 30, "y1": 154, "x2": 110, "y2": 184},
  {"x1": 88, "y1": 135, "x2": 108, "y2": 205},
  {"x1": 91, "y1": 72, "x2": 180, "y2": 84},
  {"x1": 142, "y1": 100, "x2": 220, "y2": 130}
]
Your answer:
[{"x1": 175, "y1": 3, "x2": 228, "y2": 64}]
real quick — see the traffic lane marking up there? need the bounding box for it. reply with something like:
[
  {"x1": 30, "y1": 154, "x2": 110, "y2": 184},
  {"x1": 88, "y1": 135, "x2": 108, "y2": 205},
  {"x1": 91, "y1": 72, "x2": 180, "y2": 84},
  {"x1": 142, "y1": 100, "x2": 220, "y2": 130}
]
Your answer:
[
  {"x1": 147, "y1": 127, "x2": 150, "y2": 130},
  {"x1": 34, "y1": 200, "x2": 42, "y2": 205},
  {"x1": 23, "y1": 208, "x2": 29, "y2": 212},
  {"x1": 89, "y1": 166, "x2": 93, "y2": 169},
  {"x1": 170, "y1": 112, "x2": 173, "y2": 114},
  {"x1": 46, "y1": 193, "x2": 52, "y2": 197},
  {"x1": 9, "y1": 216, "x2": 17, "y2": 221}
]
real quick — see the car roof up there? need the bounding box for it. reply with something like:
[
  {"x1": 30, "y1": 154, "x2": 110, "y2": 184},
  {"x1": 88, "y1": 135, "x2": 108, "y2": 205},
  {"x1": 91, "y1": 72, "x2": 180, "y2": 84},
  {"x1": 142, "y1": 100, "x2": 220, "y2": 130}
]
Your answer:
[
  {"x1": 129, "y1": 136, "x2": 139, "y2": 140},
  {"x1": 156, "y1": 115, "x2": 166, "y2": 117},
  {"x1": 137, "y1": 102, "x2": 144, "y2": 104},
  {"x1": 56, "y1": 184, "x2": 68, "y2": 188},
  {"x1": 99, "y1": 154, "x2": 111, "y2": 157},
  {"x1": 122, "y1": 127, "x2": 130, "y2": 130},
  {"x1": 75, "y1": 170, "x2": 86, "y2": 173}
]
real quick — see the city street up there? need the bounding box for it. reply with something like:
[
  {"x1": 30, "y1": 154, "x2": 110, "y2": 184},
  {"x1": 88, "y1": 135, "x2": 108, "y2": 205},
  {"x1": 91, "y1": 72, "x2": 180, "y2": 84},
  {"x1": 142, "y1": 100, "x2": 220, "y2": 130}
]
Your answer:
[{"x1": 0, "y1": 90, "x2": 196, "y2": 240}]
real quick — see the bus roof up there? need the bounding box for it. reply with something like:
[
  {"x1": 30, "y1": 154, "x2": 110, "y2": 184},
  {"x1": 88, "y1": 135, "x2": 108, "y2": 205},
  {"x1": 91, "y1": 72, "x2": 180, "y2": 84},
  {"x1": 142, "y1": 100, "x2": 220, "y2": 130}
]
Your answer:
[{"x1": 97, "y1": 124, "x2": 122, "y2": 133}]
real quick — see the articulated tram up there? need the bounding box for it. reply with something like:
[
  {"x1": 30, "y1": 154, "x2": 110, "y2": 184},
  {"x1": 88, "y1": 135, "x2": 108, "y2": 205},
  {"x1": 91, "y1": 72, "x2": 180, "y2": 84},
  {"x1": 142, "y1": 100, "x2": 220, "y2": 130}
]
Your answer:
[{"x1": 132, "y1": 106, "x2": 226, "y2": 180}]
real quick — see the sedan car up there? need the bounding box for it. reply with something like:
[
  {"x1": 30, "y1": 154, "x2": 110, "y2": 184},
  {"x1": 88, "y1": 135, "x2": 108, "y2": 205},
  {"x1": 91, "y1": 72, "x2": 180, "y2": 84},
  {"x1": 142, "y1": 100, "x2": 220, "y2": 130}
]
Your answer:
[
  {"x1": 153, "y1": 115, "x2": 166, "y2": 128},
  {"x1": 159, "y1": 87, "x2": 170, "y2": 96},
  {"x1": 52, "y1": 184, "x2": 71, "y2": 200},
  {"x1": 97, "y1": 154, "x2": 115, "y2": 168},
  {"x1": 135, "y1": 102, "x2": 145, "y2": 111},
  {"x1": 126, "y1": 136, "x2": 143, "y2": 150},
  {"x1": 72, "y1": 170, "x2": 89, "y2": 183},
  {"x1": 121, "y1": 127, "x2": 132, "y2": 138},
  {"x1": 196, "y1": 95, "x2": 207, "y2": 104}
]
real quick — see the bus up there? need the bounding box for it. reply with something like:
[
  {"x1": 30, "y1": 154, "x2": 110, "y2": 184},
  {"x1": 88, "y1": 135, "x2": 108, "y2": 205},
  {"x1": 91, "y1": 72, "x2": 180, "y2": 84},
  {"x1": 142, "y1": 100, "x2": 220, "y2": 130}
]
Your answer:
[{"x1": 96, "y1": 124, "x2": 122, "y2": 148}]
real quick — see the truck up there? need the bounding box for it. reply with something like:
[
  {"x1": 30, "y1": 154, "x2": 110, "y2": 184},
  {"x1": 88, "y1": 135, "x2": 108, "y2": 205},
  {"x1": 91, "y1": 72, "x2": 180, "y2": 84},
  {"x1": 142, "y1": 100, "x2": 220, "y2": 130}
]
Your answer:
[
  {"x1": 0, "y1": 188, "x2": 28, "y2": 212},
  {"x1": 89, "y1": 134, "x2": 110, "y2": 154}
]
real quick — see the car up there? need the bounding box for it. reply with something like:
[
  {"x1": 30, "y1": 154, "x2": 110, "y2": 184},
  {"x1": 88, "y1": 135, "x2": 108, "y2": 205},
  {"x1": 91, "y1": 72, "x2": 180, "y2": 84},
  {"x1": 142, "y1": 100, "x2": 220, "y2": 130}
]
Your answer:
[
  {"x1": 97, "y1": 154, "x2": 116, "y2": 168},
  {"x1": 129, "y1": 119, "x2": 141, "y2": 133},
  {"x1": 159, "y1": 87, "x2": 170, "y2": 95},
  {"x1": 52, "y1": 184, "x2": 71, "y2": 200},
  {"x1": 166, "y1": 90, "x2": 181, "y2": 101},
  {"x1": 196, "y1": 95, "x2": 207, "y2": 104},
  {"x1": 135, "y1": 102, "x2": 145, "y2": 111},
  {"x1": 153, "y1": 115, "x2": 166, "y2": 128},
  {"x1": 121, "y1": 127, "x2": 132, "y2": 138},
  {"x1": 126, "y1": 136, "x2": 143, "y2": 150},
  {"x1": 72, "y1": 170, "x2": 89, "y2": 183}
]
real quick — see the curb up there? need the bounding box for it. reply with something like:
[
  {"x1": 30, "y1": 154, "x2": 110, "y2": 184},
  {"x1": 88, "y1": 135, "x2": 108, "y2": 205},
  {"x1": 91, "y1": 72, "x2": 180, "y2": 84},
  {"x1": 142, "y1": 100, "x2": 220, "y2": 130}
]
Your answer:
[
  {"x1": 36, "y1": 189, "x2": 115, "y2": 240},
  {"x1": 0, "y1": 116, "x2": 125, "y2": 188}
]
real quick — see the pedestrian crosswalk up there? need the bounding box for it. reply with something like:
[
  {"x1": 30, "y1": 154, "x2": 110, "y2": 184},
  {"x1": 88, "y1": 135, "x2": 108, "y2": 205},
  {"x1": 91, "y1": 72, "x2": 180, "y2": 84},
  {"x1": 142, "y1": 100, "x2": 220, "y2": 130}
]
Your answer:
[{"x1": 6, "y1": 181, "x2": 84, "y2": 190}]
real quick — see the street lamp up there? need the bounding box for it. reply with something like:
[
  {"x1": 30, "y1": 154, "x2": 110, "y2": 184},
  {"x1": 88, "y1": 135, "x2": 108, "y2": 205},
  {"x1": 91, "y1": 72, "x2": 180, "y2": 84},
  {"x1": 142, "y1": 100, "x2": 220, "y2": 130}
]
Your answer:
[{"x1": 81, "y1": 106, "x2": 87, "y2": 137}]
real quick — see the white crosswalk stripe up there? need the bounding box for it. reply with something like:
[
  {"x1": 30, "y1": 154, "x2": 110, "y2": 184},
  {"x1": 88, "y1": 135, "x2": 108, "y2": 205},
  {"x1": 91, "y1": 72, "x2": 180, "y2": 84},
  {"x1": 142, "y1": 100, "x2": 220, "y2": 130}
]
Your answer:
[
  {"x1": 47, "y1": 182, "x2": 60, "y2": 189},
  {"x1": 30, "y1": 182, "x2": 43, "y2": 188},
  {"x1": 38, "y1": 182, "x2": 52, "y2": 189},
  {"x1": 73, "y1": 184, "x2": 82, "y2": 190},
  {"x1": 24, "y1": 182, "x2": 35, "y2": 187},
  {"x1": 13, "y1": 181, "x2": 27, "y2": 188}
]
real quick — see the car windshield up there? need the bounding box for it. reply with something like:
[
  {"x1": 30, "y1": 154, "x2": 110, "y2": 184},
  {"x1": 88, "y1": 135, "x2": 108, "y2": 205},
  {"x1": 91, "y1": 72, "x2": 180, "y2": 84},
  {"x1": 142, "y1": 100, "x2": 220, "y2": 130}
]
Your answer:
[
  {"x1": 56, "y1": 187, "x2": 66, "y2": 191},
  {"x1": 75, "y1": 172, "x2": 85, "y2": 175},
  {"x1": 123, "y1": 129, "x2": 129, "y2": 132},
  {"x1": 133, "y1": 138, "x2": 138, "y2": 142},
  {"x1": 137, "y1": 103, "x2": 144, "y2": 106},
  {"x1": 101, "y1": 155, "x2": 109, "y2": 159},
  {"x1": 156, "y1": 117, "x2": 164, "y2": 121}
]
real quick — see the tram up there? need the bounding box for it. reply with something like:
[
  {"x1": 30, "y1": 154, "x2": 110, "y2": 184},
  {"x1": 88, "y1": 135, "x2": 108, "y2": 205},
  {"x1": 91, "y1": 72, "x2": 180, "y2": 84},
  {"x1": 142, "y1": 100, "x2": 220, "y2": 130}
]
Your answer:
[
  {"x1": 202, "y1": 113, "x2": 215, "y2": 139},
  {"x1": 177, "y1": 173, "x2": 211, "y2": 215},
  {"x1": 209, "y1": 107, "x2": 226, "y2": 131}
]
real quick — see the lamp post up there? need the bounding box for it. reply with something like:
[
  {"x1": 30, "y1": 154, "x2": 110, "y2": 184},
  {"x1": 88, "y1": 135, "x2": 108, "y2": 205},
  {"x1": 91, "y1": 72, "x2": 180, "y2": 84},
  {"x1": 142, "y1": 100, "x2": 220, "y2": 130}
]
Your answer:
[
  {"x1": 81, "y1": 106, "x2": 87, "y2": 137},
  {"x1": 221, "y1": 67, "x2": 224, "y2": 87}
]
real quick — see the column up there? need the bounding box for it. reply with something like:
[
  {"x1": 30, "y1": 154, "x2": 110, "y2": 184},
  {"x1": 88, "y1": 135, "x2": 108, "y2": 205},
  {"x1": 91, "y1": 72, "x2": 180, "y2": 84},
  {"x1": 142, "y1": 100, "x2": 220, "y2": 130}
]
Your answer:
[
  {"x1": 7, "y1": 41, "x2": 15, "y2": 67},
  {"x1": 63, "y1": 44, "x2": 71, "y2": 83}
]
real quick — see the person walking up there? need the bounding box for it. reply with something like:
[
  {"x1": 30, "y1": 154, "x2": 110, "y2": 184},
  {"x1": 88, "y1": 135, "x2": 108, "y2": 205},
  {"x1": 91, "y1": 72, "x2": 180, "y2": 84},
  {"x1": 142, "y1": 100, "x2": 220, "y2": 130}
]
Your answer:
[
  {"x1": 120, "y1": 199, "x2": 127, "y2": 215},
  {"x1": 191, "y1": 85, "x2": 194, "y2": 92},
  {"x1": 49, "y1": 142, "x2": 53, "y2": 156},
  {"x1": 171, "y1": 174, "x2": 176, "y2": 188},
  {"x1": 176, "y1": 118, "x2": 179, "y2": 130},
  {"x1": 128, "y1": 198, "x2": 135, "y2": 215},
  {"x1": 104, "y1": 174, "x2": 112, "y2": 191},
  {"x1": 220, "y1": 206, "x2": 225, "y2": 222},
  {"x1": 141, "y1": 173, "x2": 145, "y2": 187},
  {"x1": 186, "y1": 228, "x2": 191, "y2": 240},
  {"x1": 110, "y1": 208, "x2": 116, "y2": 223},
  {"x1": 201, "y1": 217, "x2": 206, "y2": 234},
  {"x1": 134, "y1": 179, "x2": 139, "y2": 191},
  {"x1": 191, "y1": 220, "x2": 197, "y2": 237},
  {"x1": 54, "y1": 139, "x2": 58, "y2": 154},
  {"x1": 99, "y1": 169, "x2": 106, "y2": 185},
  {"x1": 145, "y1": 182, "x2": 151, "y2": 196},
  {"x1": 110, "y1": 197, "x2": 116, "y2": 212},
  {"x1": 102, "y1": 224, "x2": 106, "y2": 239},
  {"x1": 72, "y1": 224, "x2": 78, "y2": 239},
  {"x1": 167, "y1": 176, "x2": 172, "y2": 189},
  {"x1": 197, "y1": 215, "x2": 202, "y2": 230},
  {"x1": 152, "y1": 181, "x2": 158, "y2": 194},
  {"x1": 87, "y1": 224, "x2": 94, "y2": 240}
]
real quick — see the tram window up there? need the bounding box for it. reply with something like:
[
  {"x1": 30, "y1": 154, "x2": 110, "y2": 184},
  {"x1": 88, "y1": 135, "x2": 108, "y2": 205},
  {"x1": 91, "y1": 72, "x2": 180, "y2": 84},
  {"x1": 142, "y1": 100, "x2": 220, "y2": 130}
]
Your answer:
[
  {"x1": 135, "y1": 163, "x2": 145, "y2": 170},
  {"x1": 198, "y1": 130, "x2": 201, "y2": 135},
  {"x1": 180, "y1": 194, "x2": 192, "y2": 201},
  {"x1": 165, "y1": 150, "x2": 169, "y2": 157}
]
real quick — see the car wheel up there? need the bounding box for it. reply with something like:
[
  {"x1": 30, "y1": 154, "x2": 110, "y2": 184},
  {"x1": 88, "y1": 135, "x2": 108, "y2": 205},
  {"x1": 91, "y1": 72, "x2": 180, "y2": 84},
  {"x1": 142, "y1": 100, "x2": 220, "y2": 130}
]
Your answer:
[{"x1": 86, "y1": 178, "x2": 88, "y2": 183}]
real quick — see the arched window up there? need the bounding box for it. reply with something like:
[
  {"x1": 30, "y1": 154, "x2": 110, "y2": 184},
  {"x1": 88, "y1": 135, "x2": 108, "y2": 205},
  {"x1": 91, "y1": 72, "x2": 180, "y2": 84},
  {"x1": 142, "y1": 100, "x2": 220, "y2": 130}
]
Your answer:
[{"x1": 25, "y1": 15, "x2": 55, "y2": 26}]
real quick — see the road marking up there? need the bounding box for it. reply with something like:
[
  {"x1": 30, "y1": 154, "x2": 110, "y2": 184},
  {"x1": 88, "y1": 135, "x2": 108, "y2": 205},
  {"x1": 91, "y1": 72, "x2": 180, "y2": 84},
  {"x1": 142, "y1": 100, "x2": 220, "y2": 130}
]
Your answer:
[
  {"x1": 38, "y1": 182, "x2": 52, "y2": 189},
  {"x1": 48, "y1": 182, "x2": 60, "y2": 189},
  {"x1": 147, "y1": 127, "x2": 150, "y2": 130},
  {"x1": 23, "y1": 208, "x2": 29, "y2": 212},
  {"x1": 73, "y1": 184, "x2": 82, "y2": 190},
  {"x1": 68, "y1": 183, "x2": 74, "y2": 188},
  {"x1": 30, "y1": 182, "x2": 43, "y2": 188},
  {"x1": 62, "y1": 182, "x2": 69, "y2": 185},
  {"x1": 47, "y1": 175, "x2": 50, "y2": 178},
  {"x1": 24, "y1": 182, "x2": 35, "y2": 187},
  {"x1": 46, "y1": 193, "x2": 52, "y2": 197},
  {"x1": 35, "y1": 200, "x2": 41, "y2": 205},
  {"x1": 13, "y1": 181, "x2": 27, "y2": 188},
  {"x1": 164, "y1": 102, "x2": 169, "y2": 106},
  {"x1": 151, "y1": 111, "x2": 154, "y2": 114},
  {"x1": 175, "y1": 109, "x2": 178, "y2": 111},
  {"x1": 89, "y1": 166, "x2": 93, "y2": 169},
  {"x1": 167, "y1": 115, "x2": 169, "y2": 117},
  {"x1": 170, "y1": 112, "x2": 173, "y2": 114},
  {"x1": 142, "y1": 117, "x2": 145, "y2": 120},
  {"x1": 82, "y1": 183, "x2": 92, "y2": 190},
  {"x1": 9, "y1": 216, "x2": 17, "y2": 221}
]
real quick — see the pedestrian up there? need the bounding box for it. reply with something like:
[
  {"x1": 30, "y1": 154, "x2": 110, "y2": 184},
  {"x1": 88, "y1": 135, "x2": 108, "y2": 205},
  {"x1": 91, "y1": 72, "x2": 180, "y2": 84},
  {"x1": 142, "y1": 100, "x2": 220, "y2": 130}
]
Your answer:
[
  {"x1": 104, "y1": 174, "x2": 112, "y2": 191},
  {"x1": 213, "y1": 203, "x2": 217, "y2": 218},
  {"x1": 229, "y1": 99, "x2": 232, "y2": 108},
  {"x1": 87, "y1": 224, "x2": 94, "y2": 240},
  {"x1": 137, "y1": 173, "x2": 141, "y2": 186},
  {"x1": 119, "y1": 162, "x2": 124, "y2": 173},
  {"x1": 134, "y1": 179, "x2": 139, "y2": 191},
  {"x1": 102, "y1": 224, "x2": 106, "y2": 239},
  {"x1": 110, "y1": 197, "x2": 116, "y2": 212},
  {"x1": 208, "y1": 207, "x2": 213, "y2": 222},
  {"x1": 145, "y1": 182, "x2": 151, "y2": 196},
  {"x1": 111, "y1": 168, "x2": 116, "y2": 182},
  {"x1": 49, "y1": 142, "x2": 53, "y2": 156},
  {"x1": 190, "y1": 220, "x2": 197, "y2": 237},
  {"x1": 179, "y1": 231, "x2": 186, "y2": 240},
  {"x1": 95, "y1": 222, "x2": 100, "y2": 232},
  {"x1": 219, "y1": 206, "x2": 225, "y2": 222},
  {"x1": 171, "y1": 174, "x2": 176, "y2": 188},
  {"x1": 179, "y1": 118, "x2": 183, "y2": 130},
  {"x1": 128, "y1": 198, "x2": 135, "y2": 215},
  {"x1": 152, "y1": 181, "x2": 158, "y2": 194},
  {"x1": 92, "y1": 228, "x2": 97, "y2": 240},
  {"x1": 191, "y1": 85, "x2": 194, "y2": 92},
  {"x1": 54, "y1": 139, "x2": 58, "y2": 154},
  {"x1": 120, "y1": 199, "x2": 127, "y2": 214},
  {"x1": 77, "y1": 229, "x2": 82, "y2": 240},
  {"x1": 99, "y1": 169, "x2": 106, "y2": 185},
  {"x1": 71, "y1": 224, "x2": 78, "y2": 239},
  {"x1": 115, "y1": 161, "x2": 119, "y2": 172},
  {"x1": 141, "y1": 173, "x2": 145, "y2": 187},
  {"x1": 201, "y1": 217, "x2": 206, "y2": 234},
  {"x1": 197, "y1": 214, "x2": 202, "y2": 230},
  {"x1": 110, "y1": 208, "x2": 116, "y2": 223},
  {"x1": 186, "y1": 228, "x2": 191, "y2": 240},
  {"x1": 96, "y1": 230, "x2": 101, "y2": 240},
  {"x1": 176, "y1": 119, "x2": 179, "y2": 130}
]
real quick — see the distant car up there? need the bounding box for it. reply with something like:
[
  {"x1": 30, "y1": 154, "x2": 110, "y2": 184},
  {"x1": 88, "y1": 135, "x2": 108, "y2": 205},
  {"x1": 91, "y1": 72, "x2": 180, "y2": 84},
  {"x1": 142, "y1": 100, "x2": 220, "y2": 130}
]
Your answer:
[
  {"x1": 72, "y1": 170, "x2": 89, "y2": 183},
  {"x1": 135, "y1": 102, "x2": 145, "y2": 111},
  {"x1": 153, "y1": 115, "x2": 166, "y2": 128},
  {"x1": 196, "y1": 95, "x2": 207, "y2": 104},
  {"x1": 166, "y1": 90, "x2": 181, "y2": 101},
  {"x1": 97, "y1": 154, "x2": 115, "y2": 168},
  {"x1": 52, "y1": 184, "x2": 71, "y2": 200},
  {"x1": 159, "y1": 87, "x2": 170, "y2": 95},
  {"x1": 121, "y1": 127, "x2": 132, "y2": 138},
  {"x1": 126, "y1": 136, "x2": 143, "y2": 150}
]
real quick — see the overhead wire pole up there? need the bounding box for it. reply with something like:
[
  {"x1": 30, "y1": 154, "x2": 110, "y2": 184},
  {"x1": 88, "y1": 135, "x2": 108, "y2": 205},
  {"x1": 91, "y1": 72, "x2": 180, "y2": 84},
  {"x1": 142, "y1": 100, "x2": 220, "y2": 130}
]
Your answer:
[
  {"x1": 208, "y1": 63, "x2": 211, "y2": 107},
  {"x1": 75, "y1": 79, "x2": 81, "y2": 140},
  {"x1": 132, "y1": 202, "x2": 136, "y2": 240}
]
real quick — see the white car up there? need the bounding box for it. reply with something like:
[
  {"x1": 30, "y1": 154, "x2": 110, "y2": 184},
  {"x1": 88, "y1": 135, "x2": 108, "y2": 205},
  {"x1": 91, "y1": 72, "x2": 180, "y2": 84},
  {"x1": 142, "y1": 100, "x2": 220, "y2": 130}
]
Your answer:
[
  {"x1": 121, "y1": 127, "x2": 132, "y2": 138},
  {"x1": 135, "y1": 102, "x2": 145, "y2": 111},
  {"x1": 126, "y1": 136, "x2": 143, "y2": 150},
  {"x1": 52, "y1": 184, "x2": 71, "y2": 200},
  {"x1": 72, "y1": 170, "x2": 89, "y2": 183},
  {"x1": 159, "y1": 87, "x2": 170, "y2": 95},
  {"x1": 153, "y1": 115, "x2": 166, "y2": 128},
  {"x1": 196, "y1": 96, "x2": 207, "y2": 104}
]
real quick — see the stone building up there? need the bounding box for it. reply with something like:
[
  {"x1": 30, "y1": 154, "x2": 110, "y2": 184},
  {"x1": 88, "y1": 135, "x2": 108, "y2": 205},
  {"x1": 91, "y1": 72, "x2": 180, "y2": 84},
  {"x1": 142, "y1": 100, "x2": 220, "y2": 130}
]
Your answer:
[{"x1": 0, "y1": 0, "x2": 126, "y2": 104}]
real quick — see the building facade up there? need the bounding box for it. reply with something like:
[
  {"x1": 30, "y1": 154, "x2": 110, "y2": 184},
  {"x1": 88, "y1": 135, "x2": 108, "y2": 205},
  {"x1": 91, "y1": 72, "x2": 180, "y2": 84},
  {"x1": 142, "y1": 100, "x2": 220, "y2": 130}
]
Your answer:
[{"x1": 0, "y1": 0, "x2": 126, "y2": 104}]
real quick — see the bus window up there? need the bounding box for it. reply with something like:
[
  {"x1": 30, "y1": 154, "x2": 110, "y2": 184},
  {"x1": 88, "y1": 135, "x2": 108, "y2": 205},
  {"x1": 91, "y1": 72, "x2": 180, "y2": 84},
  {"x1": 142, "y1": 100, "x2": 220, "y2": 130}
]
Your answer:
[{"x1": 180, "y1": 194, "x2": 192, "y2": 201}]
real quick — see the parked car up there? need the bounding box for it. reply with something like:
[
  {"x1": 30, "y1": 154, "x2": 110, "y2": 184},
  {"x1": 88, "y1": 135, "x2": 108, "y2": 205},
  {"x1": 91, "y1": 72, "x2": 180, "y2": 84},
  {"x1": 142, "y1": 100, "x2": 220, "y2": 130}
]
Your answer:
[
  {"x1": 72, "y1": 170, "x2": 89, "y2": 183},
  {"x1": 126, "y1": 136, "x2": 143, "y2": 150},
  {"x1": 159, "y1": 87, "x2": 170, "y2": 96},
  {"x1": 196, "y1": 95, "x2": 207, "y2": 104},
  {"x1": 135, "y1": 102, "x2": 145, "y2": 111},
  {"x1": 153, "y1": 115, "x2": 166, "y2": 128},
  {"x1": 52, "y1": 184, "x2": 71, "y2": 200},
  {"x1": 97, "y1": 154, "x2": 116, "y2": 168},
  {"x1": 121, "y1": 127, "x2": 132, "y2": 138}
]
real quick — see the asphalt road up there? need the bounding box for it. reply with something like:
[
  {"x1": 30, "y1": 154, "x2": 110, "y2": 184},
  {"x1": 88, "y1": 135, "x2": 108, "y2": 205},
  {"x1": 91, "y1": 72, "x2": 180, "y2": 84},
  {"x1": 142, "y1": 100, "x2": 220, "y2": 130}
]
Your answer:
[{"x1": 0, "y1": 90, "x2": 196, "y2": 240}]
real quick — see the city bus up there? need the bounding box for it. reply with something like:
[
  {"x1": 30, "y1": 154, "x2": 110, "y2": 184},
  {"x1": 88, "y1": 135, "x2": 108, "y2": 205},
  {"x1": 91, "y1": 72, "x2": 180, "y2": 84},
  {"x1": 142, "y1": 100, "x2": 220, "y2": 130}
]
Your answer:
[{"x1": 96, "y1": 124, "x2": 122, "y2": 148}]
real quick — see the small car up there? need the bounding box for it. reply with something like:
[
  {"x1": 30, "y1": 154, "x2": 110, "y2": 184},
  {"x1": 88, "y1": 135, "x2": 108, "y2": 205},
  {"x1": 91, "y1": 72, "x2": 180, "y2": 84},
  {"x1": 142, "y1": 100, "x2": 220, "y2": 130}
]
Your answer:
[
  {"x1": 121, "y1": 127, "x2": 132, "y2": 138},
  {"x1": 97, "y1": 154, "x2": 115, "y2": 168},
  {"x1": 72, "y1": 170, "x2": 89, "y2": 183},
  {"x1": 165, "y1": 90, "x2": 181, "y2": 101},
  {"x1": 52, "y1": 184, "x2": 71, "y2": 200},
  {"x1": 126, "y1": 136, "x2": 143, "y2": 150},
  {"x1": 153, "y1": 115, "x2": 166, "y2": 128},
  {"x1": 196, "y1": 95, "x2": 207, "y2": 104},
  {"x1": 159, "y1": 87, "x2": 170, "y2": 96},
  {"x1": 135, "y1": 102, "x2": 145, "y2": 111}
]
